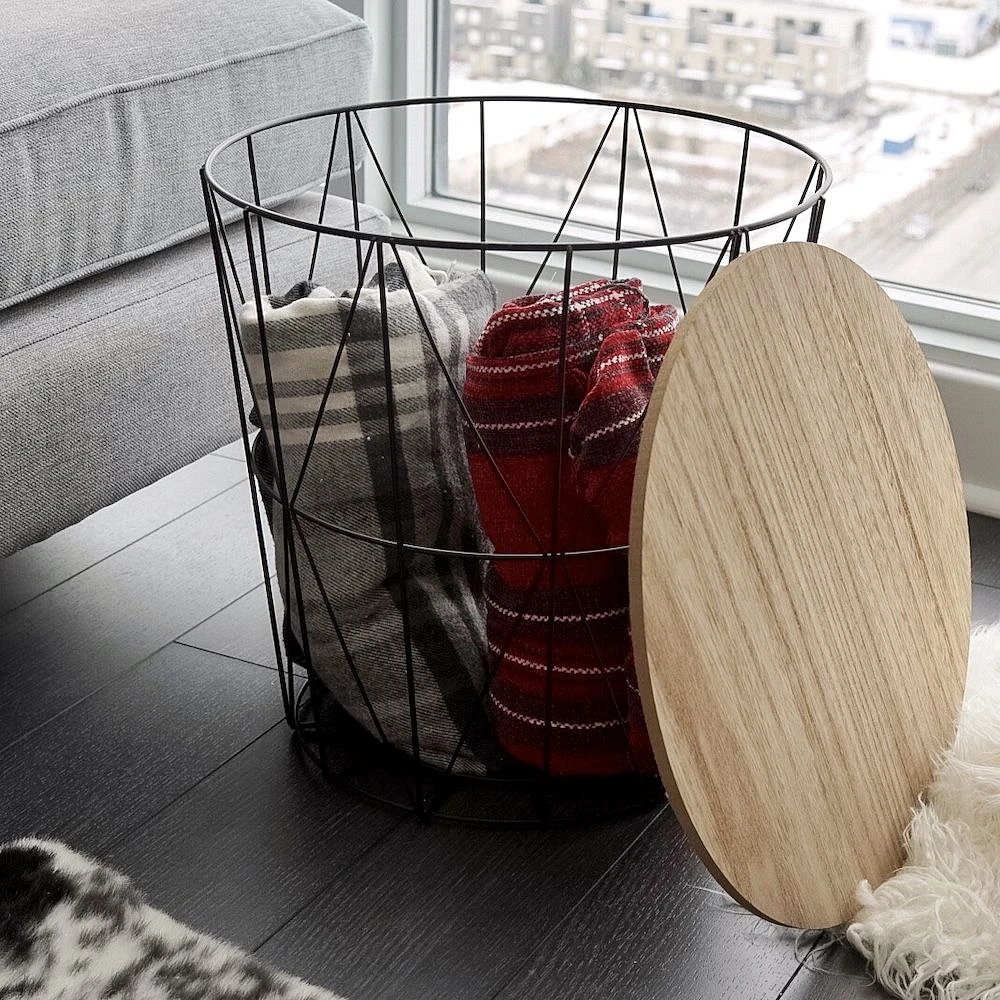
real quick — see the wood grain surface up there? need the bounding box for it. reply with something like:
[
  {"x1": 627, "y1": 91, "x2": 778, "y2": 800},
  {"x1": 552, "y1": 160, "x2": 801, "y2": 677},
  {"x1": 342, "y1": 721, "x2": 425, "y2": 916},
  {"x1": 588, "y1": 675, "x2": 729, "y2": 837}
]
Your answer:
[
  {"x1": 0, "y1": 453, "x2": 246, "y2": 616},
  {"x1": 629, "y1": 242, "x2": 971, "y2": 929},
  {"x1": 254, "y1": 806, "x2": 658, "y2": 1000},
  {"x1": 496, "y1": 807, "x2": 804, "y2": 1000},
  {"x1": 0, "y1": 642, "x2": 282, "y2": 849},
  {"x1": 178, "y1": 578, "x2": 282, "y2": 669},
  {"x1": 103, "y1": 725, "x2": 402, "y2": 949},
  {"x1": 0, "y1": 483, "x2": 266, "y2": 750}
]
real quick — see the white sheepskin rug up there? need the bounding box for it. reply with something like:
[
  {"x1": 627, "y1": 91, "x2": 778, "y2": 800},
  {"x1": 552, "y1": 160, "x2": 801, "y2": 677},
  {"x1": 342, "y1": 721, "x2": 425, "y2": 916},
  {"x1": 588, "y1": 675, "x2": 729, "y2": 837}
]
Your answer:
[{"x1": 848, "y1": 624, "x2": 1000, "y2": 999}]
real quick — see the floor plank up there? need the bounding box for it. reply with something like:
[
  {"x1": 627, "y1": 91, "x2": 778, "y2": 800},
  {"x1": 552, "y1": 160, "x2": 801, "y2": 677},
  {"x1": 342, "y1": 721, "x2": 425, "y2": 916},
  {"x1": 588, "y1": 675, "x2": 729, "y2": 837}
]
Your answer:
[
  {"x1": 102, "y1": 724, "x2": 402, "y2": 950},
  {"x1": 0, "y1": 454, "x2": 247, "y2": 615},
  {"x1": 780, "y1": 938, "x2": 887, "y2": 999},
  {"x1": 973, "y1": 582, "x2": 1000, "y2": 626},
  {"x1": 178, "y1": 578, "x2": 282, "y2": 669},
  {"x1": 215, "y1": 438, "x2": 249, "y2": 463},
  {"x1": 969, "y1": 512, "x2": 1000, "y2": 588},
  {"x1": 493, "y1": 808, "x2": 802, "y2": 1000},
  {"x1": 0, "y1": 642, "x2": 281, "y2": 852},
  {"x1": 254, "y1": 805, "x2": 663, "y2": 1000},
  {"x1": 0, "y1": 483, "x2": 268, "y2": 750}
]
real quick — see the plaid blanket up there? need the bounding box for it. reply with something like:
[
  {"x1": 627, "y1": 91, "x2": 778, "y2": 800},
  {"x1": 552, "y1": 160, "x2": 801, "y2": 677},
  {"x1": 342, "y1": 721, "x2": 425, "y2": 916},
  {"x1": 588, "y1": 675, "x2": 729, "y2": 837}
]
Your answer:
[
  {"x1": 239, "y1": 253, "x2": 499, "y2": 774},
  {"x1": 462, "y1": 278, "x2": 676, "y2": 776}
]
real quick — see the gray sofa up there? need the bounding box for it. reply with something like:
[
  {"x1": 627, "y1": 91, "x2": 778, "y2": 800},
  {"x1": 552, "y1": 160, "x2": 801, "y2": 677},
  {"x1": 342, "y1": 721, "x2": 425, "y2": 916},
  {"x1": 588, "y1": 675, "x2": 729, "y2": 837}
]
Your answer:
[{"x1": 0, "y1": 0, "x2": 374, "y2": 557}]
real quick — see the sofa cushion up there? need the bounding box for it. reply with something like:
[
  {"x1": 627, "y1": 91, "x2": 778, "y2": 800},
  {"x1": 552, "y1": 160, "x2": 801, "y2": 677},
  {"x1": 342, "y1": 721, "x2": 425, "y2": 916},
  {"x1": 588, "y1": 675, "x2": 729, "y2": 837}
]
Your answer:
[
  {"x1": 0, "y1": 192, "x2": 390, "y2": 557},
  {"x1": 0, "y1": 0, "x2": 371, "y2": 310}
]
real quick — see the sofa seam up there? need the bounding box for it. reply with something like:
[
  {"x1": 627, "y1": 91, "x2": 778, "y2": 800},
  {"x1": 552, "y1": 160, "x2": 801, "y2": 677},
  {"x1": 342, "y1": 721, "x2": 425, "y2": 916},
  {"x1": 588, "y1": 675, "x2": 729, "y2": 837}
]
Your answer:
[
  {"x1": 0, "y1": 20, "x2": 370, "y2": 135},
  {"x1": 0, "y1": 176, "x2": 329, "y2": 312},
  {"x1": 0, "y1": 209, "x2": 385, "y2": 359}
]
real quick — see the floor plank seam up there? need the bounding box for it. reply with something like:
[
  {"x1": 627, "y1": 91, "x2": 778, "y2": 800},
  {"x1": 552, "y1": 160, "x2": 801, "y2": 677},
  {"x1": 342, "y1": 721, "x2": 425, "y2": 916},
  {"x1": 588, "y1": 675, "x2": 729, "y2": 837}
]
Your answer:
[
  {"x1": 173, "y1": 639, "x2": 280, "y2": 673},
  {"x1": 485, "y1": 804, "x2": 670, "y2": 1000},
  {"x1": 249, "y1": 812, "x2": 410, "y2": 957},
  {"x1": 0, "y1": 624, "x2": 272, "y2": 758},
  {"x1": 175, "y1": 577, "x2": 275, "y2": 640},
  {"x1": 0, "y1": 651, "x2": 173, "y2": 758},
  {"x1": 0, "y1": 480, "x2": 249, "y2": 619},
  {"x1": 772, "y1": 933, "x2": 823, "y2": 1000},
  {"x1": 99, "y1": 718, "x2": 288, "y2": 858}
]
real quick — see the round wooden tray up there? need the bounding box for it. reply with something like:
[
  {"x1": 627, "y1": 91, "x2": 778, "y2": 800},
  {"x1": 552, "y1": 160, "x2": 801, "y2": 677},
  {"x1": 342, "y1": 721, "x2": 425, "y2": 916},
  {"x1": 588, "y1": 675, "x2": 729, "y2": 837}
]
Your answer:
[{"x1": 629, "y1": 242, "x2": 970, "y2": 929}]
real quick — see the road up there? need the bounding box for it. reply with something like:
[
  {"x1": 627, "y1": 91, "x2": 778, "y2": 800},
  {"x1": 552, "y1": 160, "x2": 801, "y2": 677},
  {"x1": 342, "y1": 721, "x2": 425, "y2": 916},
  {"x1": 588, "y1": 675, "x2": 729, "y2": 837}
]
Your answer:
[
  {"x1": 835, "y1": 175, "x2": 1000, "y2": 299},
  {"x1": 828, "y1": 121, "x2": 1000, "y2": 301}
]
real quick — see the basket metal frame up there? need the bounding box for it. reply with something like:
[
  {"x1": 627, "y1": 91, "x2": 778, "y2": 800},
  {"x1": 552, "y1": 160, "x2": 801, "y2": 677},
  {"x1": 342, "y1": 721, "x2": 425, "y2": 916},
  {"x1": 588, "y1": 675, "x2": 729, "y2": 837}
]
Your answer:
[{"x1": 201, "y1": 95, "x2": 830, "y2": 824}]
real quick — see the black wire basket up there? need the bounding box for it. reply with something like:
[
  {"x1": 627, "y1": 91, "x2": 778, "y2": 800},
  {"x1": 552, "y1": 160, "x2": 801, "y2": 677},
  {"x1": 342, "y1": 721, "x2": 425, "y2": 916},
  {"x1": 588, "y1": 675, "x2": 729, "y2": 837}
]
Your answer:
[{"x1": 201, "y1": 95, "x2": 831, "y2": 824}]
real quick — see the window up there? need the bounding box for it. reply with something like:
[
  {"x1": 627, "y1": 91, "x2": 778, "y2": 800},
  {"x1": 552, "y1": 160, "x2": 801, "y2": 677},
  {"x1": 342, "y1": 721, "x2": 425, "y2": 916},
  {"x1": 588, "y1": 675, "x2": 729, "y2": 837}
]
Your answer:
[
  {"x1": 422, "y1": 0, "x2": 1000, "y2": 308},
  {"x1": 363, "y1": 0, "x2": 1000, "y2": 510},
  {"x1": 689, "y1": 8, "x2": 710, "y2": 45},
  {"x1": 775, "y1": 17, "x2": 798, "y2": 55}
]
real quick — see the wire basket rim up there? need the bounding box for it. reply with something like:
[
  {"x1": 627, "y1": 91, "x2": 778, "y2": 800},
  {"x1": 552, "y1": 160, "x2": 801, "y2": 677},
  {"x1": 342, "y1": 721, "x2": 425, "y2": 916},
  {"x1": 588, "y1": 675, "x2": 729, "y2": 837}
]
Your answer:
[{"x1": 202, "y1": 93, "x2": 832, "y2": 253}]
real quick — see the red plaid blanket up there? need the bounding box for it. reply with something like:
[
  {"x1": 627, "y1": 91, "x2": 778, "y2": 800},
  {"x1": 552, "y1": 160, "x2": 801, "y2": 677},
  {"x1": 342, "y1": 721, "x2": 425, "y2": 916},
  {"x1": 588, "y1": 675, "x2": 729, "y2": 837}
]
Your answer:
[{"x1": 464, "y1": 278, "x2": 676, "y2": 776}]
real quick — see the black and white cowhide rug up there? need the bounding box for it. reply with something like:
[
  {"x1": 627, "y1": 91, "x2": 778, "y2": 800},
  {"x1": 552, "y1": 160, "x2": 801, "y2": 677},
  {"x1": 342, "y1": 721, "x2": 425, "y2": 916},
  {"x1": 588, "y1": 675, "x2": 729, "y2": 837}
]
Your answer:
[{"x1": 0, "y1": 838, "x2": 345, "y2": 999}]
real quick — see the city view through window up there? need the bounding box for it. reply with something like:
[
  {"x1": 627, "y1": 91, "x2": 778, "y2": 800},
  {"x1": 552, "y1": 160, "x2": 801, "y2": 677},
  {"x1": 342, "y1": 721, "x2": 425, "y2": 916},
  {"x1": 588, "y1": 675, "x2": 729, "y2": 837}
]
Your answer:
[{"x1": 439, "y1": 0, "x2": 1000, "y2": 303}]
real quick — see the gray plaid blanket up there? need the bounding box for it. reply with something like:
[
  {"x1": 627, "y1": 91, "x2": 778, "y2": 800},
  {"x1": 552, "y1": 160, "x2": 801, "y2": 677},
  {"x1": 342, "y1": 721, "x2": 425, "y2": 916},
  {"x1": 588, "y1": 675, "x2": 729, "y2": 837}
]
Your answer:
[{"x1": 239, "y1": 252, "x2": 498, "y2": 774}]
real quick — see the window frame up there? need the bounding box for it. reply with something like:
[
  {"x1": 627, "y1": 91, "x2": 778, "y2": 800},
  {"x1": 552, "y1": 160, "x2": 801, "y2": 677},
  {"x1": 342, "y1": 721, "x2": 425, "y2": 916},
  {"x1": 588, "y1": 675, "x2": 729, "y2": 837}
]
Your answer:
[{"x1": 367, "y1": 0, "x2": 1000, "y2": 373}]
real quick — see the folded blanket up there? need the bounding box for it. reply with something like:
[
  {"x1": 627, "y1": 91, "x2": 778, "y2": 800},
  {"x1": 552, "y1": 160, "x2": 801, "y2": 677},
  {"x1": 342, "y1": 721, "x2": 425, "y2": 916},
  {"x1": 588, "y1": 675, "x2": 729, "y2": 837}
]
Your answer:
[
  {"x1": 239, "y1": 253, "x2": 500, "y2": 775},
  {"x1": 572, "y1": 308, "x2": 677, "y2": 773},
  {"x1": 463, "y1": 278, "x2": 677, "y2": 776}
]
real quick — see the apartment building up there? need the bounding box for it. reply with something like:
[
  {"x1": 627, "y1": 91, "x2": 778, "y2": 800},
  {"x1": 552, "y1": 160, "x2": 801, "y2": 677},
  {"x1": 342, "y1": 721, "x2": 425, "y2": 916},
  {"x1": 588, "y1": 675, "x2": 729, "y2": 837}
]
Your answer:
[
  {"x1": 450, "y1": 0, "x2": 871, "y2": 120},
  {"x1": 449, "y1": 0, "x2": 571, "y2": 83},
  {"x1": 887, "y1": 0, "x2": 1000, "y2": 56}
]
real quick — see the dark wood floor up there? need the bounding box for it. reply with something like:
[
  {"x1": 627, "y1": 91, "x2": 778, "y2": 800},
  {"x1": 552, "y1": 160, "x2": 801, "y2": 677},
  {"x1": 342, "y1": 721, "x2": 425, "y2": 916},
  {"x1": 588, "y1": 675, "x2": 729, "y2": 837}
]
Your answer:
[{"x1": 4, "y1": 445, "x2": 1000, "y2": 1000}]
